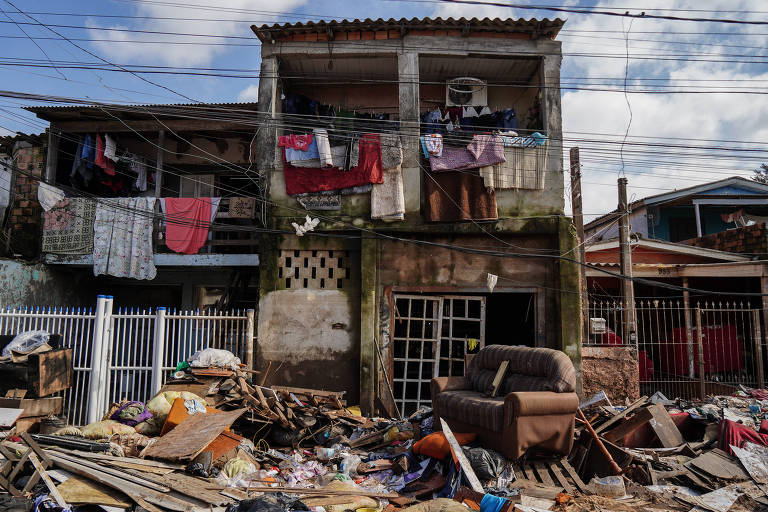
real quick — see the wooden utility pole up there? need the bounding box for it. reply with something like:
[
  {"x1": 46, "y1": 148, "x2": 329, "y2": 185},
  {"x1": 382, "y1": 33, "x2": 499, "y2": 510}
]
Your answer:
[
  {"x1": 618, "y1": 177, "x2": 636, "y2": 345},
  {"x1": 570, "y1": 147, "x2": 588, "y2": 343}
]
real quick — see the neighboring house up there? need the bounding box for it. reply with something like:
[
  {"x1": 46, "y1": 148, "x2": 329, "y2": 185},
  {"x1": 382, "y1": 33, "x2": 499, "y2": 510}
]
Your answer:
[
  {"x1": 252, "y1": 17, "x2": 580, "y2": 413},
  {"x1": 22, "y1": 103, "x2": 262, "y2": 310},
  {"x1": 585, "y1": 177, "x2": 768, "y2": 243}
]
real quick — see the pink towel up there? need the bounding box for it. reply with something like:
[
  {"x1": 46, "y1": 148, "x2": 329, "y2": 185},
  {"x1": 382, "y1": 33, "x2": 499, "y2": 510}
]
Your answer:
[{"x1": 164, "y1": 198, "x2": 212, "y2": 255}]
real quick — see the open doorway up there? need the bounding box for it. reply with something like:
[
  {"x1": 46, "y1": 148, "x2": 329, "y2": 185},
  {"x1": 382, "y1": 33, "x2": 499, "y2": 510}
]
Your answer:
[{"x1": 391, "y1": 291, "x2": 538, "y2": 415}]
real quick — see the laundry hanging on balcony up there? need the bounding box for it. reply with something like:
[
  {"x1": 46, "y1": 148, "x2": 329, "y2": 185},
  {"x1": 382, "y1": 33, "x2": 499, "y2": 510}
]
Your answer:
[
  {"x1": 41, "y1": 197, "x2": 96, "y2": 255},
  {"x1": 93, "y1": 197, "x2": 156, "y2": 280},
  {"x1": 160, "y1": 197, "x2": 220, "y2": 255},
  {"x1": 282, "y1": 133, "x2": 383, "y2": 195}
]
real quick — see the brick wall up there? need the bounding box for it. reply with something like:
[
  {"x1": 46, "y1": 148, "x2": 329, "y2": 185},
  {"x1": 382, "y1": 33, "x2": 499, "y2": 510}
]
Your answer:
[
  {"x1": 682, "y1": 224, "x2": 768, "y2": 259},
  {"x1": 7, "y1": 144, "x2": 45, "y2": 259}
]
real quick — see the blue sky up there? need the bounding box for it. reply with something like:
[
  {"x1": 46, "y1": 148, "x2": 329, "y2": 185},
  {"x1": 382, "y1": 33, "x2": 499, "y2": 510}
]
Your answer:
[{"x1": 2, "y1": 0, "x2": 767, "y2": 217}]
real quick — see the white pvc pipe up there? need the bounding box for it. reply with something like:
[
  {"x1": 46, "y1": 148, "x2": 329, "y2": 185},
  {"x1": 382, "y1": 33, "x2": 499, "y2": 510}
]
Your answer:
[
  {"x1": 86, "y1": 295, "x2": 107, "y2": 424},
  {"x1": 151, "y1": 307, "x2": 167, "y2": 396}
]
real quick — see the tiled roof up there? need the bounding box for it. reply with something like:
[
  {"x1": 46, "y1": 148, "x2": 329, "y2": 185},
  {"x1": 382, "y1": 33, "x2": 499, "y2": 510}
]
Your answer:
[{"x1": 252, "y1": 17, "x2": 564, "y2": 41}]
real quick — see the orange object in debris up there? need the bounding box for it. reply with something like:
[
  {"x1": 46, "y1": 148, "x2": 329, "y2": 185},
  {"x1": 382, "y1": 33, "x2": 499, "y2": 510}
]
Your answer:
[
  {"x1": 160, "y1": 397, "x2": 224, "y2": 435},
  {"x1": 412, "y1": 432, "x2": 477, "y2": 460},
  {"x1": 203, "y1": 429, "x2": 244, "y2": 462}
]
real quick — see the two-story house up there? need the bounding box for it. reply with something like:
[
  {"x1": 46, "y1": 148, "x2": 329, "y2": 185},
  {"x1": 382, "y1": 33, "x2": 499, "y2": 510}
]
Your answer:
[
  {"x1": 251, "y1": 17, "x2": 581, "y2": 414},
  {"x1": 25, "y1": 102, "x2": 262, "y2": 309}
]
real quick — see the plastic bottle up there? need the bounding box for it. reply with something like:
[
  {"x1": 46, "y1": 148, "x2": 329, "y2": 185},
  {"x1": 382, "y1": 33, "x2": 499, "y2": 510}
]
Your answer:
[
  {"x1": 315, "y1": 443, "x2": 342, "y2": 461},
  {"x1": 587, "y1": 476, "x2": 626, "y2": 497}
]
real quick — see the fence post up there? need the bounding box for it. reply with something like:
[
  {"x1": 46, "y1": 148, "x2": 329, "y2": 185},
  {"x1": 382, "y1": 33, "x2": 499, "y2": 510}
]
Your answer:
[
  {"x1": 682, "y1": 278, "x2": 695, "y2": 379},
  {"x1": 151, "y1": 307, "x2": 167, "y2": 396},
  {"x1": 100, "y1": 296, "x2": 114, "y2": 415},
  {"x1": 695, "y1": 307, "x2": 706, "y2": 399},
  {"x1": 245, "y1": 309, "x2": 255, "y2": 370},
  {"x1": 753, "y1": 310, "x2": 765, "y2": 389},
  {"x1": 86, "y1": 295, "x2": 107, "y2": 424}
]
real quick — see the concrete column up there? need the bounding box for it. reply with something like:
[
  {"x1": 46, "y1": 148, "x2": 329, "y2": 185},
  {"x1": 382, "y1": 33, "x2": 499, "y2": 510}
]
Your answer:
[
  {"x1": 542, "y1": 53, "x2": 563, "y2": 213},
  {"x1": 694, "y1": 203, "x2": 703, "y2": 237},
  {"x1": 44, "y1": 125, "x2": 59, "y2": 184},
  {"x1": 256, "y1": 56, "x2": 280, "y2": 193},
  {"x1": 398, "y1": 51, "x2": 421, "y2": 214},
  {"x1": 360, "y1": 236, "x2": 378, "y2": 415},
  {"x1": 558, "y1": 217, "x2": 583, "y2": 396}
]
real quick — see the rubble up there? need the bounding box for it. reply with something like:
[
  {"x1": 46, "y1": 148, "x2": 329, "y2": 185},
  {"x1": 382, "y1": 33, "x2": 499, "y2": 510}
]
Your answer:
[{"x1": 1, "y1": 350, "x2": 768, "y2": 512}]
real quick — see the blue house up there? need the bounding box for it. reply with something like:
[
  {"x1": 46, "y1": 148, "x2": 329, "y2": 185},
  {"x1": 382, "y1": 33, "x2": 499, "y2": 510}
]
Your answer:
[{"x1": 585, "y1": 177, "x2": 768, "y2": 243}]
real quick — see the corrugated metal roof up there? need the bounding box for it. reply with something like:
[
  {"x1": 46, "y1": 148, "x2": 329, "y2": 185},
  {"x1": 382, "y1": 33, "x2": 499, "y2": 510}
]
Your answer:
[
  {"x1": 25, "y1": 101, "x2": 258, "y2": 113},
  {"x1": 252, "y1": 17, "x2": 565, "y2": 41}
]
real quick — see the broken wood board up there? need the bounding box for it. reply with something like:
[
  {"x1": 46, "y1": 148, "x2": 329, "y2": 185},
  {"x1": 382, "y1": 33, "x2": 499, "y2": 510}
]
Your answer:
[
  {"x1": 56, "y1": 477, "x2": 132, "y2": 507},
  {"x1": 603, "y1": 403, "x2": 683, "y2": 448},
  {"x1": 143, "y1": 408, "x2": 245, "y2": 462},
  {"x1": 488, "y1": 361, "x2": 509, "y2": 398},
  {"x1": 686, "y1": 448, "x2": 749, "y2": 481},
  {"x1": 29, "y1": 452, "x2": 68, "y2": 509},
  {"x1": 594, "y1": 395, "x2": 648, "y2": 434},
  {"x1": 440, "y1": 418, "x2": 483, "y2": 493},
  {"x1": 0, "y1": 397, "x2": 62, "y2": 418},
  {"x1": 0, "y1": 408, "x2": 24, "y2": 427},
  {"x1": 158, "y1": 379, "x2": 213, "y2": 398}
]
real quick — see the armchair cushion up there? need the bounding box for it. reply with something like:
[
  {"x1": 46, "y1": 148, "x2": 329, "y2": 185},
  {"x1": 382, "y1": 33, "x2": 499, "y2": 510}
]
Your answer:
[
  {"x1": 505, "y1": 391, "x2": 579, "y2": 417},
  {"x1": 436, "y1": 390, "x2": 505, "y2": 431}
]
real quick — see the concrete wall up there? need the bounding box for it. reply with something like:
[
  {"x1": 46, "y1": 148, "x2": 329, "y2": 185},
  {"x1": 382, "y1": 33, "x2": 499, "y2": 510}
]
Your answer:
[
  {"x1": 0, "y1": 259, "x2": 95, "y2": 307},
  {"x1": 257, "y1": 235, "x2": 362, "y2": 404}
]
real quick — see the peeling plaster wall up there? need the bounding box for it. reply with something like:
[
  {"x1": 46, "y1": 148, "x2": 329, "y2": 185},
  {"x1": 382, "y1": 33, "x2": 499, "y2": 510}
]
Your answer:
[{"x1": 0, "y1": 259, "x2": 94, "y2": 307}]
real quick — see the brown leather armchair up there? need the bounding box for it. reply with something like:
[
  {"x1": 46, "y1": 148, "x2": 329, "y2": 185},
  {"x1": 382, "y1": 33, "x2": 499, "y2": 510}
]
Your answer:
[{"x1": 431, "y1": 345, "x2": 579, "y2": 461}]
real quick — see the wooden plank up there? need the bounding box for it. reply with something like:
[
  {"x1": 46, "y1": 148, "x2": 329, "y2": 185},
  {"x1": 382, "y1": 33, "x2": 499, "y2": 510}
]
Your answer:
[
  {"x1": 28, "y1": 452, "x2": 68, "y2": 509},
  {"x1": 646, "y1": 403, "x2": 684, "y2": 448},
  {"x1": 533, "y1": 463, "x2": 556, "y2": 487},
  {"x1": 0, "y1": 408, "x2": 24, "y2": 427},
  {"x1": 143, "y1": 408, "x2": 245, "y2": 462},
  {"x1": 56, "y1": 477, "x2": 132, "y2": 507},
  {"x1": 686, "y1": 449, "x2": 749, "y2": 481},
  {"x1": 271, "y1": 385, "x2": 344, "y2": 399},
  {"x1": 549, "y1": 463, "x2": 574, "y2": 495},
  {"x1": 439, "y1": 418, "x2": 483, "y2": 493},
  {"x1": 559, "y1": 459, "x2": 587, "y2": 493},
  {"x1": 602, "y1": 406, "x2": 654, "y2": 444},
  {"x1": 488, "y1": 361, "x2": 509, "y2": 397},
  {"x1": 61, "y1": 450, "x2": 184, "y2": 470},
  {"x1": 594, "y1": 396, "x2": 648, "y2": 434}
]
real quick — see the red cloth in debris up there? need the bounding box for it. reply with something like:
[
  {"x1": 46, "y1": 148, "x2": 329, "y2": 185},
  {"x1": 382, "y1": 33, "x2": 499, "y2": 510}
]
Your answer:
[
  {"x1": 283, "y1": 133, "x2": 382, "y2": 195},
  {"x1": 718, "y1": 419, "x2": 768, "y2": 456},
  {"x1": 751, "y1": 389, "x2": 768, "y2": 401},
  {"x1": 164, "y1": 198, "x2": 212, "y2": 255},
  {"x1": 95, "y1": 135, "x2": 115, "y2": 175},
  {"x1": 278, "y1": 134, "x2": 313, "y2": 151},
  {"x1": 760, "y1": 420, "x2": 768, "y2": 435}
]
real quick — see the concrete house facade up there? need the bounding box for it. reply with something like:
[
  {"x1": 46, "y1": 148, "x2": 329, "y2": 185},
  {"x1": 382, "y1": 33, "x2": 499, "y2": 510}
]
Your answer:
[{"x1": 252, "y1": 17, "x2": 581, "y2": 414}]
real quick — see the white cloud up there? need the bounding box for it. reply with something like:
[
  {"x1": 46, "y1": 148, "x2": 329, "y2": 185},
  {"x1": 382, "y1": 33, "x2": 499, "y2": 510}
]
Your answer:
[
  {"x1": 237, "y1": 84, "x2": 259, "y2": 102},
  {"x1": 432, "y1": 1, "x2": 768, "y2": 219},
  {"x1": 87, "y1": 0, "x2": 306, "y2": 67}
]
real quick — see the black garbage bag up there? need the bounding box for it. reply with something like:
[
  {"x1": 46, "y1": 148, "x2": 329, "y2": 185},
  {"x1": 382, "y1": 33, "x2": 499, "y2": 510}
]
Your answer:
[{"x1": 462, "y1": 446, "x2": 507, "y2": 481}]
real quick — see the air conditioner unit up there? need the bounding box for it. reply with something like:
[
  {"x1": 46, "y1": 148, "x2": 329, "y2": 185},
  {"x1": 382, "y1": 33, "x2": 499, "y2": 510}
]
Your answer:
[{"x1": 446, "y1": 77, "x2": 487, "y2": 106}]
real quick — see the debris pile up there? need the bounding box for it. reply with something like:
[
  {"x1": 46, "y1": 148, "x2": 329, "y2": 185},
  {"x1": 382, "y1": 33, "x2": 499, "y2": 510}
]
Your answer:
[{"x1": 1, "y1": 348, "x2": 768, "y2": 512}]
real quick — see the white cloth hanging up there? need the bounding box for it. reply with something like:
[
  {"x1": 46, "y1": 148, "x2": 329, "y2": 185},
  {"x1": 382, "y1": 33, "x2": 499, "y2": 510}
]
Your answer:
[{"x1": 37, "y1": 182, "x2": 65, "y2": 211}]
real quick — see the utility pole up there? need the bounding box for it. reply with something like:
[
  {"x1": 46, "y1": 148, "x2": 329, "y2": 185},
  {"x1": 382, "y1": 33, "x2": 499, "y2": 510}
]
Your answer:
[
  {"x1": 618, "y1": 177, "x2": 636, "y2": 345},
  {"x1": 570, "y1": 147, "x2": 588, "y2": 344}
]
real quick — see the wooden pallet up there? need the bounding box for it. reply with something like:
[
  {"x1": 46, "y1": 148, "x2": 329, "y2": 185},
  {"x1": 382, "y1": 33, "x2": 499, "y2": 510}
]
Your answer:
[{"x1": 511, "y1": 458, "x2": 588, "y2": 495}]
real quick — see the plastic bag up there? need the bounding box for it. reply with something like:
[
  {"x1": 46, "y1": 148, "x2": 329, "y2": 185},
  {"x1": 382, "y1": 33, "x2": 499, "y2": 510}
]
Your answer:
[
  {"x1": 81, "y1": 420, "x2": 136, "y2": 439},
  {"x1": 2, "y1": 330, "x2": 50, "y2": 358},
  {"x1": 189, "y1": 348, "x2": 240, "y2": 369},
  {"x1": 462, "y1": 446, "x2": 506, "y2": 481}
]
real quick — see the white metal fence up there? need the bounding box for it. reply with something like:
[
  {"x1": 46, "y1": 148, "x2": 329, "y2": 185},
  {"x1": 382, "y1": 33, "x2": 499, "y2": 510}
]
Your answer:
[{"x1": 0, "y1": 296, "x2": 254, "y2": 426}]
